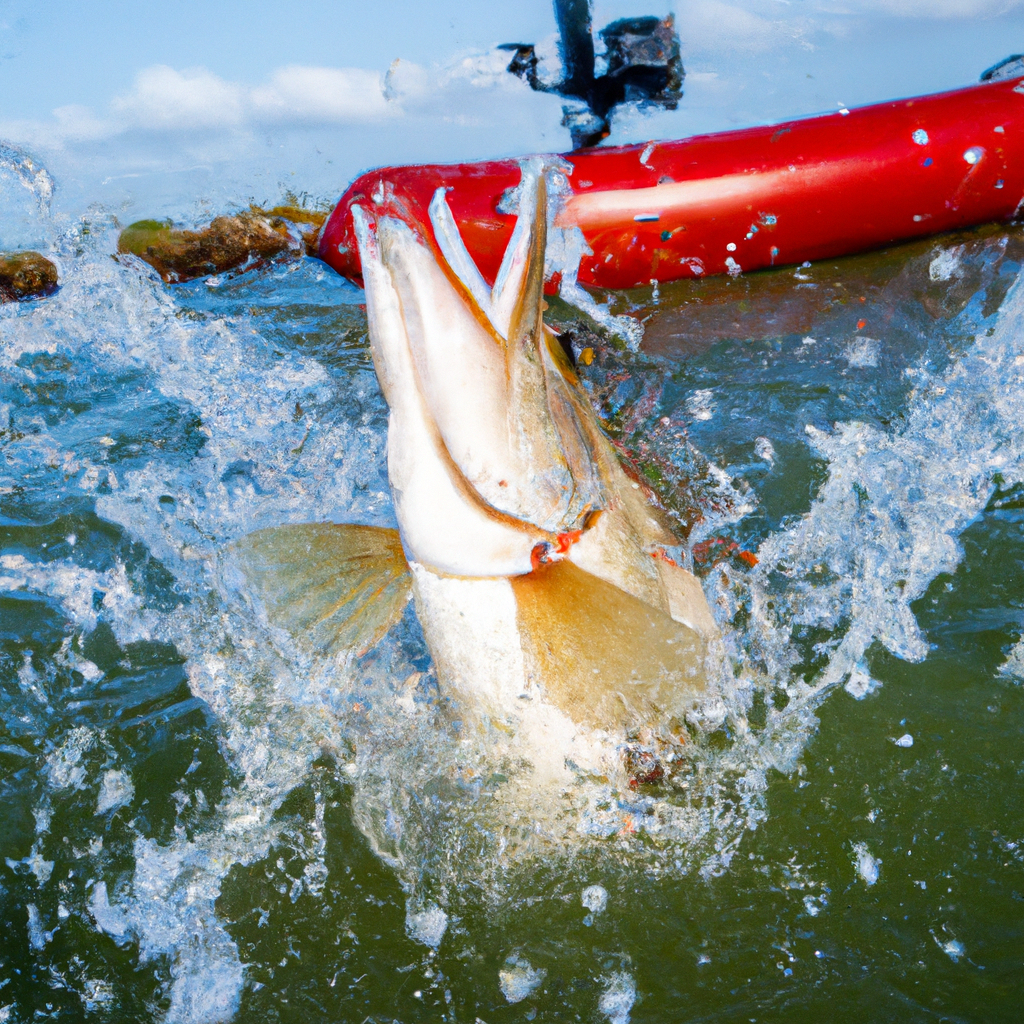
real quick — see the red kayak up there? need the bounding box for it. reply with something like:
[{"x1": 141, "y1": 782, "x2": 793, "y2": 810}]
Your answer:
[{"x1": 319, "y1": 75, "x2": 1024, "y2": 291}]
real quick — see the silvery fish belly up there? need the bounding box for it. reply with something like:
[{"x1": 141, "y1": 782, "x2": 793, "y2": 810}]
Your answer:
[{"x1": 347, "y1": 160, "x2": 720, "y2": 777}]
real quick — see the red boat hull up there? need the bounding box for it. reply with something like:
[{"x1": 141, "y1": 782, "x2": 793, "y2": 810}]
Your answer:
[{"x1": 319, "y1": 76, "x2": 1024, "y2": 291}]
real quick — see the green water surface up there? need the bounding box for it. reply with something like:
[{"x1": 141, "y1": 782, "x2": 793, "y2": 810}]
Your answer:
[{"x1": 0, "y1": 221, "x2": 1021, "y2": 1024}]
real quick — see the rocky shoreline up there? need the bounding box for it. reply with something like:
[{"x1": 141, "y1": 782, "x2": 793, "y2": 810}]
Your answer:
[
  {"x1": 117, "y1": 206, "x2": 327, "y2": 283},
  {"x1": 0, "y1": 251, "x2": 58, "y2": 302}
]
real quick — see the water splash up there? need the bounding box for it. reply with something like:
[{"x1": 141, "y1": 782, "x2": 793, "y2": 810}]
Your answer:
[
  {"x1": 0, "y1": 140, "x2": 55, "y2": 214},
  {"x1": 3, "y1": 213, "x2": 1024, "y2": 1020},
  {"x1": 731, "y1": 273, "x2": 1024, "y2": 712}
]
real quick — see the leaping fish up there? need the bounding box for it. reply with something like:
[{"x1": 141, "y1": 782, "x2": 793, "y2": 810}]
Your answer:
[{"x1": 234, "y1": 162, "x2": 719, "y2": 783}]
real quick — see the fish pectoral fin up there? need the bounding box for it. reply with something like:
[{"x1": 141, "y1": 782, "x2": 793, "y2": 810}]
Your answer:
[
  {"x1": 511, "y1": 560, "x2": 709, "y2": 734},
  {"x1": 231, "y1": 522, "x2": 411, "y2": 658}
]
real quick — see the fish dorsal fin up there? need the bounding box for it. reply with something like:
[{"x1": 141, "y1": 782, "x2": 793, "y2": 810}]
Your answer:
[
  {"x1": 511, "y1": 560, "x2": 708, "y2": 734},
  {"x1": 232, "y1": 522, "x2": 412, "y2": 658},
  {"x1": 496, "y1": 170, "x2": 585, "y2": 531},
  {"x1": 499, "y1": 165, "x2": 548, "y2": 350}
]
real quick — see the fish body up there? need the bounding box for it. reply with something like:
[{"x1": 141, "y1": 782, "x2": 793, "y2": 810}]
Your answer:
[
  {"x1": 239, "y1": 163, "x2": 718, "y2": 783},
  {"x1": 354, "y1": 163, "x2": 717, "y2": 773}
]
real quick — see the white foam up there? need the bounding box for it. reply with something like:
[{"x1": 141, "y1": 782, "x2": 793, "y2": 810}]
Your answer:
[
  {"x1": 89, "y1": 882, "x2": 132, "y2": 945},
  {"x1": 754, "y1": 436, "x2": 776, "y2": 465},
  {"x1": 929, "y1": 246, "x2": 963, "y2": 282},
  {"x1": 998, "y1": 638, "x2": 1024, "y2": 680},
  {"x1": 843, "y1": 337, "x2": 880, "y2": 368},
  {"x1": 25, "y1": 904, "x2": 49, "y2": 951},
  {"x1": 686, "y1": 388, "x2": 716, "y2": 421},
  {"x1": 852, "y1": 842, "x2": 880, "y2": 886},
  {"x1": 96, "y1": 770, "x2": 134, "y2": 815},
  {"x1": 0, "y1": 240, "x2": 386, "y2": 1022},
  {"x1": 23, "y1": 845, "x2": 54, "y2": 886},
  {"x1": 581, "y1": 884, "x2": 608, "y2": 914},
  {"x1": 9, "y1": 223, "x2": 1024, "y2": 1016},
  {"x1": 405, "y1": 900, "x2": 449, "y2": 949},
  {"x1": 45, "y1": 727, "x2": 93, "y2": 792},
  {"x1": 731, "y1": 273, "x2": 1024, "y2": 723},
  {"x1": 598, "y1": 972, "x2": 636, "y2": 1024},
  {"x1": 935, "y1": 935, "x2": 966, "y2": 962},
  {"x1": 499, "y1": 955, "x2": 546, "y2": 1003},
  {"x1": 844, "y1": 666, "x2": 882, "y2": 699}
]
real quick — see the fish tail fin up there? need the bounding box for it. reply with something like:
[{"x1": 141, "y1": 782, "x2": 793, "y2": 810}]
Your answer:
[{"x1": 231, "y1": 522, "x2": 412, "y2": 658}]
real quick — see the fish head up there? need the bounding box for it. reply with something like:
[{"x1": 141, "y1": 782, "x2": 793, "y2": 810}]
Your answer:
[{"x1": 353, "y1": 161, "x2": 607, "y2": 577}]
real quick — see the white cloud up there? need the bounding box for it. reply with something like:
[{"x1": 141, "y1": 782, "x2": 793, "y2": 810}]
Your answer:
[
  {"x1": 383, "y1": 49, "x2": 532, "y2": 112},
  {"x1": 112, "y1": 65, "x2": 245, "y2": 130},
  {"x1": 382, "y1": 58, "x2": 434, "y2": 103},
  {"x1": 827, "y1": 0, "x2": 1022, "y2": 16},
  {"x1": 438, "y1": 48, "x2": 529, "y2": 91},
  {"x1": 90, "y1": 55, "x2": 519, "y2": 135},
  {"x1": 108, "y1": 62, "x2": 392, "y2": 133},
  {"x1": 673, "y1": 0, "x2": 1024, "y2": 56},
  {"x1": 0, "y1": 48, "x2": 565, "y2": 212},
  {"x1": 674, "y1": 0, "x2": 1023, "y2": 27},
  {"x1": 250, "y1": 66, "x2": 389, "y2": 123},
  {"x1": 674, "y1": 2, "x2": 793, "y2": 53},
  {"x1": 51, "y1": 104, "x2": 115, "y2": 142}
]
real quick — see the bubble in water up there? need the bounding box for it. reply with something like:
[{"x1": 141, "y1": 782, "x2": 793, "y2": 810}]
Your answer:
[
  {"x1": 686, "y1": 388, "x2": 715, "y2": 421},
  {"x1": 843, "y1": 337, "x2": 880, "y2": 368},
  {"x1": 9, "y1": 212, "x2": 1024, "y2": 1021},
  {"x1": 0, "y1": 140, "x2": 54, "y2": 247},
  {"x1": 754, "y1": 436, "x2": 776, "y2": 465},
  {"x1": 45, "y1": 726, "x2": 93, "y2": 792},
  {"x1": 999, "y1": 639, "x2": 1024, "y2": 679},
  {"x1": 89, "y1": 883, "x2": 131, "y2": 945},
  {"x1": 25, "y1": 904, "x2": 48, "y2": 951},
  {"x1": 934, "y1": 934, "x2": 965, "y2": 962},
  {"x1": 929, "y1": 246, "x2": 963, "y2": 282}
]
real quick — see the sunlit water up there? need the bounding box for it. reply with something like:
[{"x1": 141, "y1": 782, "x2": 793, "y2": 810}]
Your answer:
[{"x1": 1, "y1": 175, "x2": 1023, "y2": 1023}]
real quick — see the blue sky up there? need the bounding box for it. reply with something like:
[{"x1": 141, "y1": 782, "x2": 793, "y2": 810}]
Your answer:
[
  {"x1": 2, "y1": 1, "x2": 1024, "y2": 228},
  {"x1": 0, "y1": 1, "x2": 569, "y2": 117}
]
